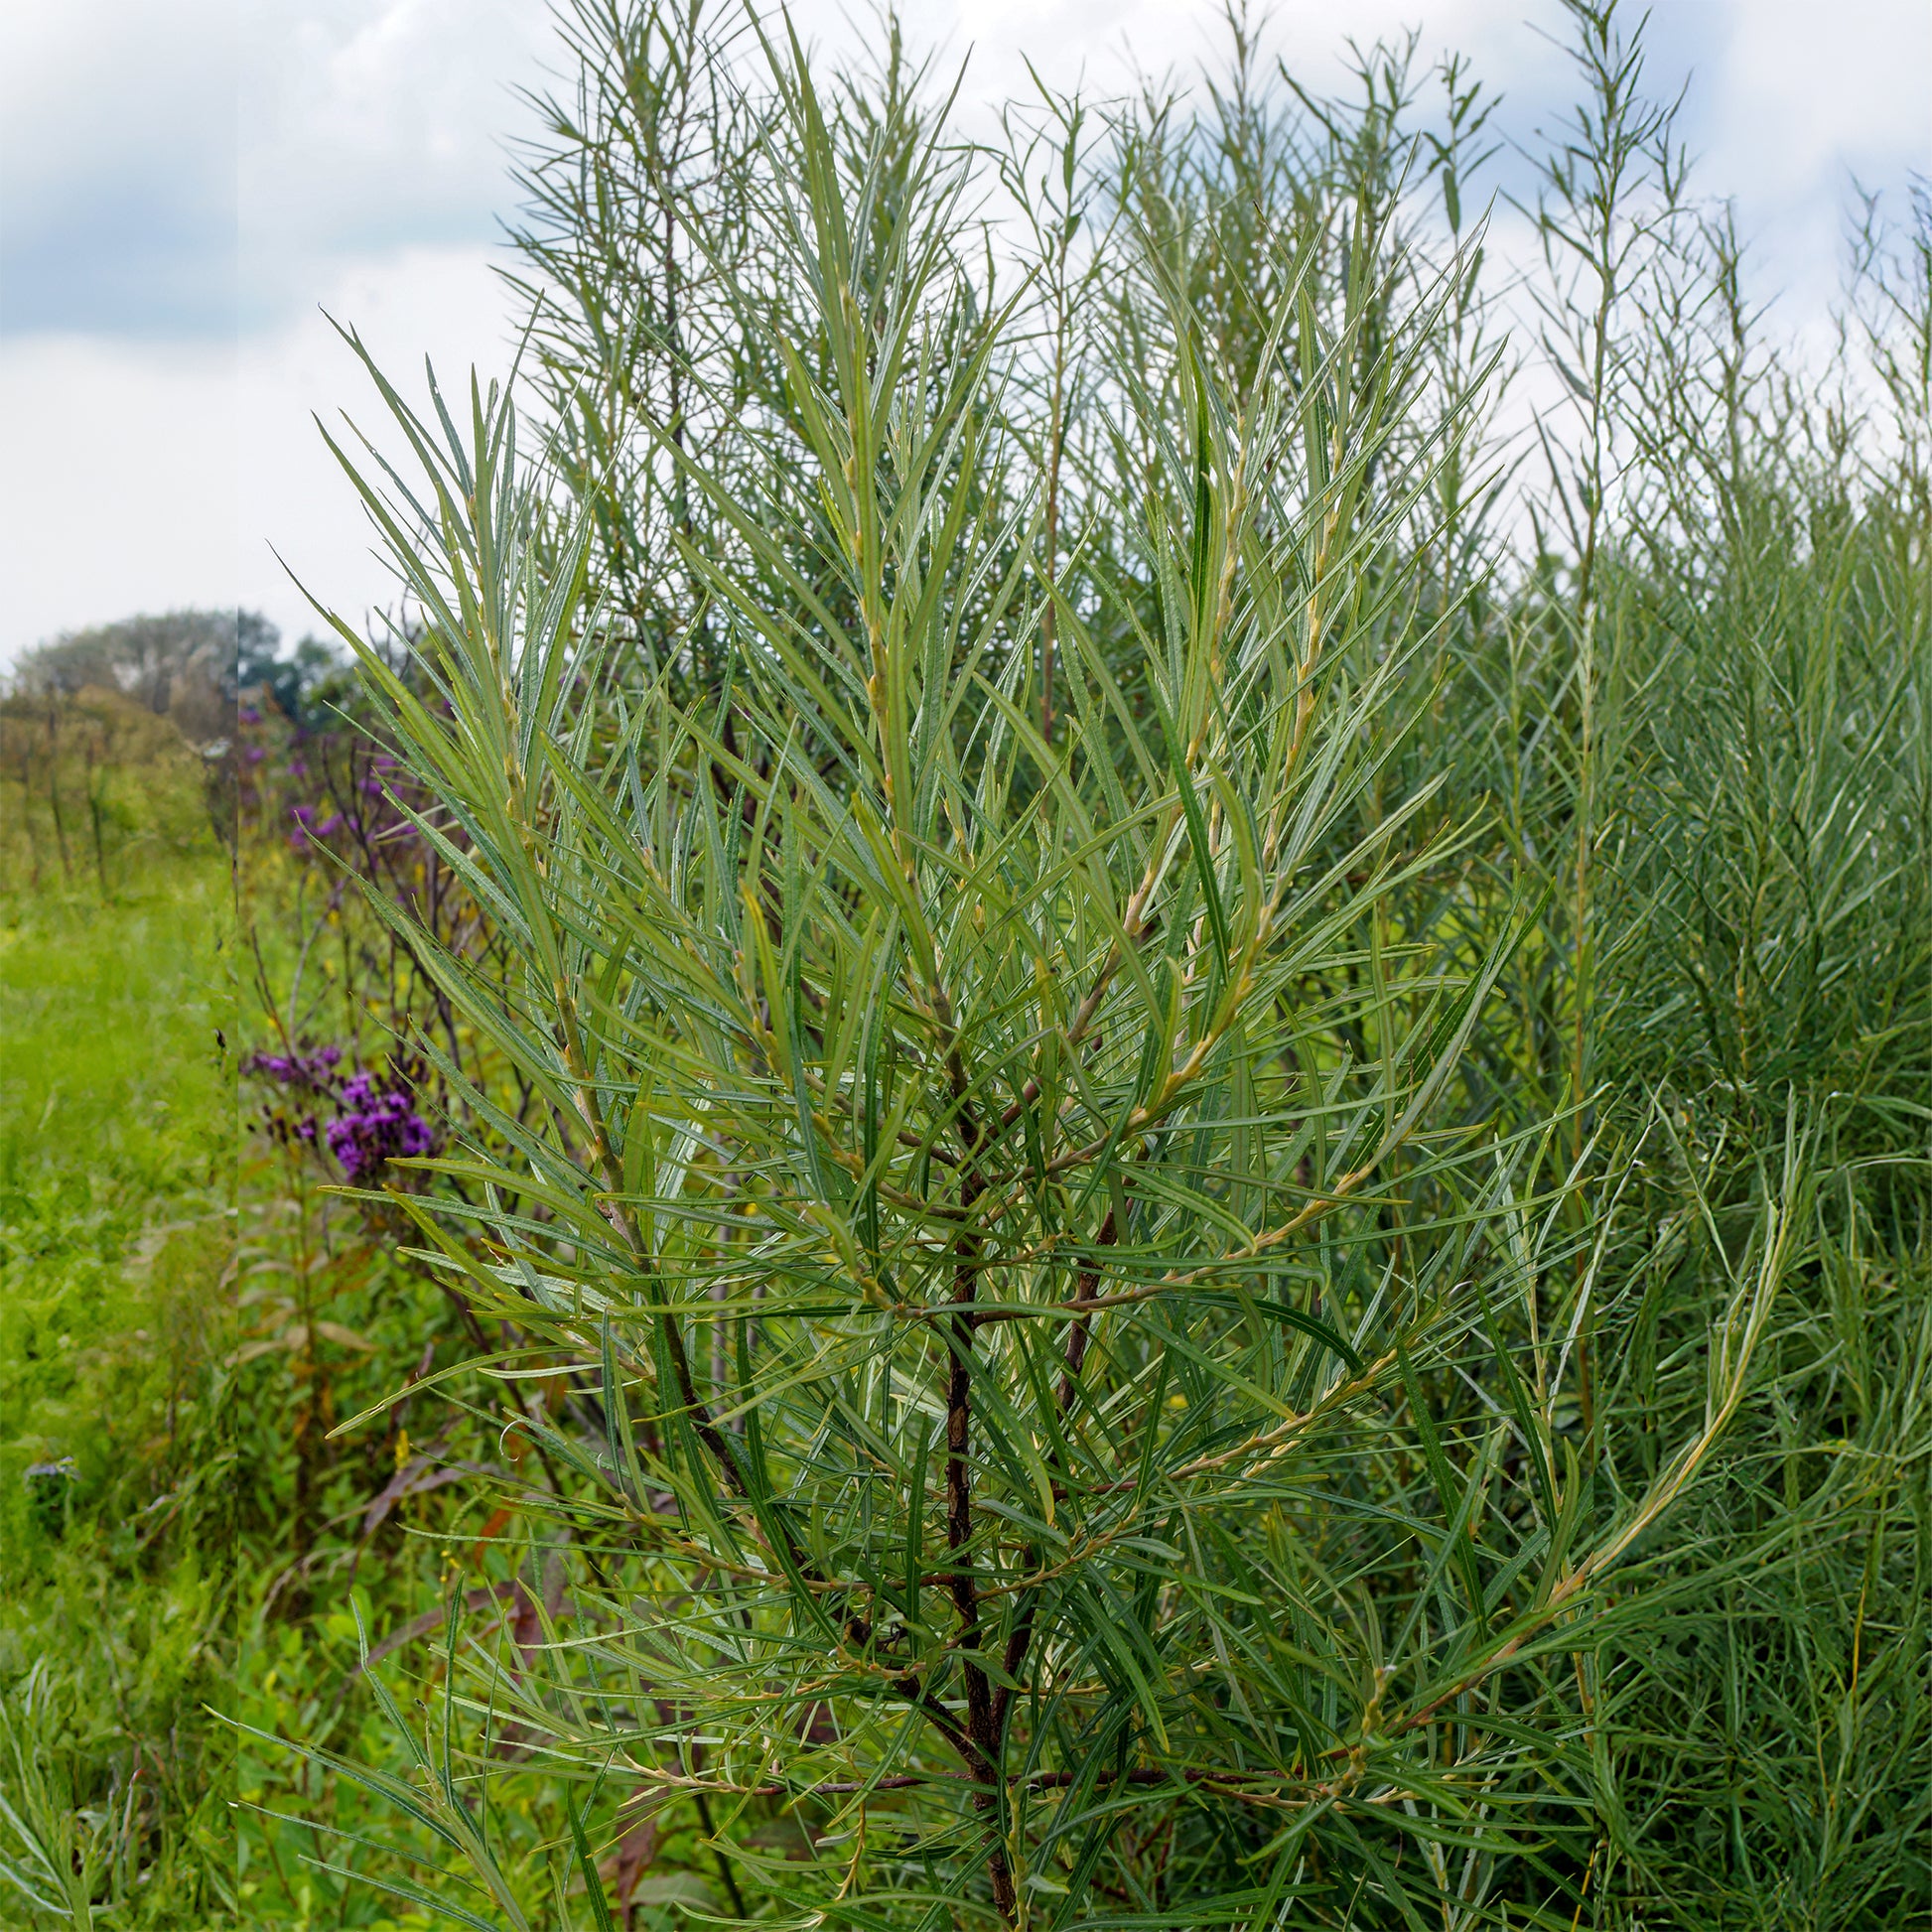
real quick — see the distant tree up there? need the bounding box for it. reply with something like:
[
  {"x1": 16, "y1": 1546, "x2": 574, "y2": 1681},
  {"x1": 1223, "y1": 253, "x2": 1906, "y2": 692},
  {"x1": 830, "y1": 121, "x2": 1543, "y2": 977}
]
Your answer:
[
  {"x1": 12, "y1": 608, "x2": 239, "y2": 747},
  {"x1": 9, "y1": 606, "x2": 351, "y2": 753},
  {"x1": 237, "y1": 614, "x2": 344, "y2": 731},
  {"x1": 14, "y1": 609, "x2": 224, "y2": 710},
  {"x1": 235, "y1": 610, "x2": 282, "y2": 703}
]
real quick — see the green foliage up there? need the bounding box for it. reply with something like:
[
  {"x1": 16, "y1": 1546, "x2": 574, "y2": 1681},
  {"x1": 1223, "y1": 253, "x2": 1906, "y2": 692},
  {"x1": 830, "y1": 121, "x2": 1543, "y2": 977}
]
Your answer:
[
  {"x1": 0, "y1": 845, "x2": 236, "y2": 1926},
  {"x1": 5, "y1": 3, "x2": 1925, "y2": 1930},
  {"x1": 0, "y1": 686, "x2": 221, "y2": 896},
  {"x1": 260, "y1": 3, "x2": 1928, "y2": 1926},
  {"x1": 9, "y1": 607, "x2": 236, "y2": 748}
]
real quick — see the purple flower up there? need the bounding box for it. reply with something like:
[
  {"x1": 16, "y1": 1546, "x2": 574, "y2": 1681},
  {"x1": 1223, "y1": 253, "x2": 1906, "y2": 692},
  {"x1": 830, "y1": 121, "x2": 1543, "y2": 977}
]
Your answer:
[
  {"x1": 251, "y1": 1048, "x2": 437, "y2": 1183},
  {"x1": 240, "y1": 705, "x2": 262, "y2": 726},
  {"x1": 243, "y1": 745, "x2": 266, "y2": 766},
  {"x1": 290, "y1": 802, "x2": 337, "y2": 853},
  {"x1": 245, "y1": 1044, "x2": 343, "y2": 1094},
  {"x1": 325, "y1": 1079, "x2": 438, "y2": 1181},
  {"x1": 289, "y1": 758, "x2": 309, "y2": 778}
]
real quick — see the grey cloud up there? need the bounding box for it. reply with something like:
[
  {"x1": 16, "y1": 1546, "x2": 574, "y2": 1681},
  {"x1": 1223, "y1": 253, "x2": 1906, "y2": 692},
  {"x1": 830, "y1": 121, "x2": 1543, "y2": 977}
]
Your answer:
[
  {"x1": 5, "y1": 0, "x2": 1926, "y2": 348},
  {"x1": 2, "y1": 166, "x2": 237, "y2": 340},
  {"x1": 0, "y1": 2, "x2": 238, "y2": 339},
  {"x1": 2, "y1": 0, "x2": 550, "y2": 343}
]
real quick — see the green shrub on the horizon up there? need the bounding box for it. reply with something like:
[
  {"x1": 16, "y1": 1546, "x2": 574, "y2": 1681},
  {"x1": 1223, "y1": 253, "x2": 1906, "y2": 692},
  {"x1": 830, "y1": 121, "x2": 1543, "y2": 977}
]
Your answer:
[
  {"x1": 9, "y1": 607, "x2": 238, "y2": 750},
  {"x1": 0, "y1": 683, "x2": 226, "y2": 897}
]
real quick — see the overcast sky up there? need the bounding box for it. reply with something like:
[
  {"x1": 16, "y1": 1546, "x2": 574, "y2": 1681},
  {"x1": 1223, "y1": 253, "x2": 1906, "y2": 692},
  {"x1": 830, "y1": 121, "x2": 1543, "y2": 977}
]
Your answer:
[{"x1": 1, "y1": 0, "x2": 1926, "y2": 667}]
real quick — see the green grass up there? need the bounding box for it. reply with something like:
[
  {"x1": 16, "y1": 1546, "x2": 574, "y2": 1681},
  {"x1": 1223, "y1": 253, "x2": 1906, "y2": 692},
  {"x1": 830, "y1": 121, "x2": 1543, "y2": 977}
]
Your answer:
[{"x1": 0, "y1": 833, "x2": 236, "y2": 1927}]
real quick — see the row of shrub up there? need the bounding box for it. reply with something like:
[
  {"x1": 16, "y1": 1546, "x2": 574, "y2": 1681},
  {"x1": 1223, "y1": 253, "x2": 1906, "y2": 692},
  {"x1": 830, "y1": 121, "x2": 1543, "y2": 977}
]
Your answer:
[{"x1": 225, "y1": 2, "x2": 1927, "y2": 1926}]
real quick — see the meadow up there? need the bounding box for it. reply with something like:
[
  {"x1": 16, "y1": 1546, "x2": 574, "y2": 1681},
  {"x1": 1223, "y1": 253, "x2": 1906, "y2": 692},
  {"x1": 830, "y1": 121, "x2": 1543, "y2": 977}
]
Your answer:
[
  {"x1": 0, "y1": 714, "x2": 234, "y2": 1926},
  {"x1": 2, "y1": 0, "x2": 1929, "y2": 1927}
]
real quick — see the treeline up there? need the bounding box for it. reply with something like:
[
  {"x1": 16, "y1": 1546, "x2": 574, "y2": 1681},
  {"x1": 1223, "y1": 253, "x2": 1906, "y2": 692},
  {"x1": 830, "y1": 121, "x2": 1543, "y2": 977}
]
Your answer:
[{"x1": 0, "y1": 611, "x2": 348, "y2": 893}]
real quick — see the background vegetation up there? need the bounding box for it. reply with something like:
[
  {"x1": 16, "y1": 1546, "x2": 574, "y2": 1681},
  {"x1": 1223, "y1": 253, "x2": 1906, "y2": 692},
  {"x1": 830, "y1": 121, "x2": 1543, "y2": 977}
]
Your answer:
[
  {"x1": 0, "y1": 698, "x2": 234, "y2": 1927},
  {"x1": 0, "y1": 2, "x2": 1925, "y2": 1928}
]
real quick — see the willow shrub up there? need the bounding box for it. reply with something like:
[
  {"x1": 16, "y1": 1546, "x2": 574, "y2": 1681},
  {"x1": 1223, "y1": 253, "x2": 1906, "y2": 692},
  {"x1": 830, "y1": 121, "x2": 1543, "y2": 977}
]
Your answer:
[{"x1": 242, "y1": 19, "x2": 1858, "y2": 1928}]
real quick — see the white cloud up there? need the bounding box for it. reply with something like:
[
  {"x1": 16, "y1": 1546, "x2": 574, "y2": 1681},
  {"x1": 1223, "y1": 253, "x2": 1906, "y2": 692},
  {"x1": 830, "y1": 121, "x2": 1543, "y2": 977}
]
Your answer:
[
  {"x1": 0, "y1": 1, "x2": 237, "y2": 192},
  {"x1": 1715, "y1": 0, "x2": 1929, "y2": 186},
  {"x1": 0, "y1": 0, "x2": 237, "y2": 336},
  {"x1": 0, "y1": 249, "x2": 526, "y2": 665},
  {"x1": 238, "y1": 0, "x2": 556, "y2": 325},
  {"x1": 238, "y1": 244, "x2": 528, "y2": 650},
  {"x1": 0, "y1": 338, "x2": 237, "y2": 656},
  {"x1": 1705, "y1": 0, "x2": 1931, "y2": 321}
]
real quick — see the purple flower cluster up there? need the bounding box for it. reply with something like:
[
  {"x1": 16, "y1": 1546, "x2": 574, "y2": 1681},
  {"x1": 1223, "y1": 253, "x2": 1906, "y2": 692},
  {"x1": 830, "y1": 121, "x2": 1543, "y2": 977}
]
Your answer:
[
  {"x1": 289, "y1": 802, "x2": 346, "y2": 853},
  {"x1": 244, "y1": 1044, "x2": 342, "y2": 1092},
  {"x1": 324, "y1": 1070, "x2": 438, "y2": 1182},
  {"x1": 245, "y1": 1044, "x2": 438, "y2": 1183},
  {"x1": 235, "y1": 685, "x2": 426, "y2": 874}
]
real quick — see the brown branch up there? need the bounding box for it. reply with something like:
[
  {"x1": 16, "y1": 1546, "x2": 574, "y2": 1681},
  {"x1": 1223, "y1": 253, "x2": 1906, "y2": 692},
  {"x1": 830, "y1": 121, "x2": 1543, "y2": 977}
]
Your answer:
[
  {"x1": 934, "y1": 1028, "x2": 1017, "y2": 1920},
  {"x1": 1053, "y1": 1206, "x2": 1118, "y2": 1418},
  {"x1": 991, "y1": 1206, "x2": 1120, "y2": 1743}
]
